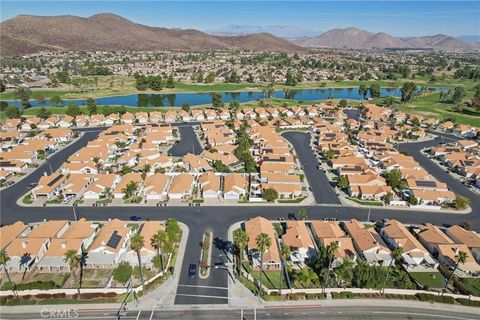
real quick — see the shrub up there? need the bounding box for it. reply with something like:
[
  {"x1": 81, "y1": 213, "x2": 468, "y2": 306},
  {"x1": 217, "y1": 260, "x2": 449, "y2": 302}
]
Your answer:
[
  {"x1": 113, "y1": 261, "x2": 133, "y2": 284},
  {"x1": 456, "y1": 298, "x2": 480, "y2": 307},
  {"x1": 1, "y1": 280, "x2": 60, "y2": 291},
  {"x1": 416, "y1": 293, "x2": 454, "y2": 304}
]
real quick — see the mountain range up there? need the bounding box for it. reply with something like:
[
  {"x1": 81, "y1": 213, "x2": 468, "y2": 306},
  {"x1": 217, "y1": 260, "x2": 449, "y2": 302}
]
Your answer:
[
  {"x1": 206, "y1": 25, "x2": 321, "y2": 39},
  {"x1": 0, "y1": 13, "x2": 306, "y2": 56},
  {"x1": 1, "y1": 14, "x2": 478, "y2": 55},
  {"x1": 294, "y1": 27, "x2": 479, "y2": 51}
]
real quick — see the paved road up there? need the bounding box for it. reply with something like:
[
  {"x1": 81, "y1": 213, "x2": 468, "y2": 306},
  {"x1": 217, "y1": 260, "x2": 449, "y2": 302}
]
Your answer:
[
  {"x1": 398, "y1": 134, "x2": 480, "y2": 212},
  {"x1": 168, "y1": 125, "x2": 203, "y2": 156},
  {"x1": 282, "y1": 131, "x2": 341, "y2": 204},
  {"x1": 2, "y1": 126, "x2": 480, "y2": 306},
  {"x1": 2, "y1": 305, "x2": 479, "y2": 319}
]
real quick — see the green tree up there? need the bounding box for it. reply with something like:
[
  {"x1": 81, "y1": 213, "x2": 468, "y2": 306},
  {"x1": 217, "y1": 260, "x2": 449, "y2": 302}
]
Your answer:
[
  {"x1": 385, "y1": 169, "x2": 405, "y2": 190},
  {"x1": 338, "y1": 99, "x2": 348, "y2": 108},
  {"x1": 166, "y1": 218, "x2": 181, "y2": 244},
  {"x1": 66, "y1": 104, "x2": 82, "y2": 117},
  {"x1": 443, "y1": 250, "x2": 467, "y2": 295},
  {"x1": 336, "y1": 258, "x2": 354, "y2": 287},
  {"x1": 130, "y1": 234, "x2": 146, "y2": 290},
  {"x1": 325, "y1": 149, "x2": 335, "y2": 160},
  {"x1": 14, "y1": 86, "x2": 32, "y2": 108},
  {"x1": 233, "y1": 229, "x2": 249, "y2": 272},
  {"x1": 0, "y1": 250, "x2": 17, "y2": 296},
  {"x1": 36, "y1": 106, "x2": 52, "y2": 120},
  {"x1": 0, "y1": 101, "x2": 8, "y2": 111},
  {"x1": 255, "y1": 232, "x2": 272, "y2": 297},
  {"x1": 452, "y1": 86, "x2": 466, "y2": 104},
  {"x1": 112, "y1": 261, "x2": 132, "y2": 284},
  {"x1": 383, "y1": 96, "x2": 397, "y2": 107},
  {"x1": 454, "y1": 195, "x2": 470, "y2": 210},
  {"x1": 280, "y1": 243, "x2": 291, "y2": 263},
  {"x1": 369, "y1": 83, "x2": 381, "y2": 99},
  {"x1": 229, "y1": 100, "x2": 240, "y2": 111},
  {"x1": 358, "y1": 84, "x2": 368, "y2": 99},
  {"x1": 50, "y1": 95, "x2": 63, "y2": 107},
  {"x1": 86, "y1": 98, "x2": 97, "y2": 115},
  {"x1": 285, "y1": 69, "x2": 297, "y2": 86},
  {"x1": 400, "y1": 82, "x2": 417, "y2": 102},
  {"x1": 166, "y1": 74, "x2": 175, "y2": 88},
  {"x1": 263, "y1": 188, "x2": 278, "y2": 202},
  {"x1": 122, "y1": 180, "x2": 139, "y2": 200},
  {"x1": 298, "y1": 208, "x2": 308, "y2": 220},
  {"x1": 151, "y1": 230, "x2": 167, "y2": 273},
  {"x1": 381, "y1": 246, "x2": 403, "y2": 293},
  {"x1": 64, "y1": 249, "x2": 82, "y2": 295},
  {"x1": 4, "y1": 106, "x2": 20, "y2": 119},
  {"x1": 0, "y1": 81, "x2": 5, "y2": 93},
  {"x1": 211, "y1": 92, "x2": 224, "y2": 109},
  {"x1": 181, "y1": 102, "x2": 190, "y2": 112},
  {"x1": 337, "y1": 176, "x2": 349, "y2": 189}
]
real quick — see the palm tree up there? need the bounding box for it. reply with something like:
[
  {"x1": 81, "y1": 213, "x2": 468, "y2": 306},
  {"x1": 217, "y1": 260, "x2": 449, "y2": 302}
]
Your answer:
[
  {"x1": 0, "y1": 250, "x2": 17, "y2": 296},
  {"x1": 92, "y1": 156, "x2": 101, "y2": 173},
  {"x1": 280, "y1": 244, "x2": 291, "y2": 263},
  {"x1": 323, "y1": 241, "x2": 340, "y2": 293},
  {"x1": 255, "y1": 232, "x2": 272, "y2": 297},
  {"x1": 151, "y1": 230, "x2": 167, "y2": 273},
  {"x1": 298, "y1": 208, "x2": 308, "y2": 220},
  {"x1": 130, "y1": 234, "x2": 146, "y2": 290},
  {"x1": 336, "y1": 258, "x2": 354, "y2": 287},
  {"x1": 64, "y1": 249, "x2": 82, "y2": 296},
  {"x1": 443, "y1": 250, "x2": 468, "y2": 295},
  {"x1": 233, "y1": 229, "x2": 249, "y2": 274},
  {"x1": 381, "y1": 246, "x2": 403, "y2": 294}
]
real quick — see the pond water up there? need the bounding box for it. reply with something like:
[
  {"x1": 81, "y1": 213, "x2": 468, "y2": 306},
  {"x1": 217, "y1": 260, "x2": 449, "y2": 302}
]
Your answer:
[{"x1": 5, "y1": 87, "x2": 445, "y2": 108}]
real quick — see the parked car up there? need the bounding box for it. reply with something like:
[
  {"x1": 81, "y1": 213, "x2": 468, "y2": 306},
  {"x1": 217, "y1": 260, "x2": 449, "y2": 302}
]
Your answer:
[
  {"x1": 63, "y1": 195, "x2": 74, "y2": 204},
  {"x1": 188, "y1": 264, "x2": 197, "y2": 278},
  {"x1": 129, "y1": 215, "x2": 142, "y2": 221}
]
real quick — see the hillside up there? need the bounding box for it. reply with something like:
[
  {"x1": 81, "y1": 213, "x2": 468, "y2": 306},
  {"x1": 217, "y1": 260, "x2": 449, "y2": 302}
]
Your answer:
[
  {"x1": 0, "y1": 13, "x2": 307, "y2": 55},
  {"x1": 295, "y1": 27, "x2": 479, "y2": 51}
]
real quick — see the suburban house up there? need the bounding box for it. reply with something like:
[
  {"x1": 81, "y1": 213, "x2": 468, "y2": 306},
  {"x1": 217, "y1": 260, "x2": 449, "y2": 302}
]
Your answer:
[
  {"x1": 85, "y1": 219, "x2": 132, "y2": 268},
  {"x1": 311, "y1": 220, "x2": 357, "y2": 268},
  {"x1": 223, "y1": 173, "x2": 248, "y2": 200},
  {"x1": 113, "y1": 173, "x2": 143, "y2": 199},
  {"x1": 446, "y1": 225, "x2": 480, "y2": 264},
  {"x1": 281, "y1": 220, "x2": 316, "y2": 263},
  {"x1": 0, "y1": 221, "x2": 28, "y2": 251},
  {"x1": 83, "y1": 174, "x2": 120, "y2": 200},
  {"x1": 123, "y1": 221, "x2": 164, "y2": 269},
  {"x1": 381, "y1": 220, "x2": 438, "y2": 270},
  {"x1": 344, "y1": 219, "x2": 392, "y2": 266},
  {"x1": 32, "y1": 173, "x2": 68, "y2": 199},
  {"x1": 244, "y1": 216, "x2": 281, "y2": 270},
  {"x1": 143, "y1": 173, "x2": 170, "y2": 201},
  {"x1": 167, "y1": 173, "x2": 195, "y2": 199},
  {"x1": 197, "y1": 172, "x2": 222, "y2": 199}
]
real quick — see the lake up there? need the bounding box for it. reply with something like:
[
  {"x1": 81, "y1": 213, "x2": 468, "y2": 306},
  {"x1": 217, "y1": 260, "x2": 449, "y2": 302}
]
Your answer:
[{"x1": 5, "y1": 87, "x2": 445, "y2": 108}]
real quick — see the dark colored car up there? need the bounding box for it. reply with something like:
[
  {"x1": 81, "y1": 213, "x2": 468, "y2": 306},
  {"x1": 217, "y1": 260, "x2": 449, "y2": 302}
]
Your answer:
[
  {"x1": 188, "y1": 264, "x2": 197, "y2": 278},
  {"x1": 129, "y1": 215, "x2": 142, "y2": 221}
]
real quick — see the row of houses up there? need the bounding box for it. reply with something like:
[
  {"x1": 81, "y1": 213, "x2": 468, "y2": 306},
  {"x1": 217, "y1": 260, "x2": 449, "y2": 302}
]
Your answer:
[
  {"x1": 243, "y1": 216, "x2": 480, "y2": 277},
  {"x1": 0, "y1": 219, "x2": 165, "y2": 272}
]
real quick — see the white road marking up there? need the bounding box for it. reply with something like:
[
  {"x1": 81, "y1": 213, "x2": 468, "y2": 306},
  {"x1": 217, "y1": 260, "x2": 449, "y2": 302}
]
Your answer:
[
  {"x1": 175, "y1": 293, "x2": 230, "y2": 299},
  {"x1": 149, "y1": 304, "x2": 156, "y2": 320},
  {"x1": 177, "y1": 284, "x2": 228, "y2": 290},
  {"x1": 373, "y1": 311, "x2": 476, "y2": 320},
  {"x1": 136, "y1": 310, "x2": 142, "y2": 320}
]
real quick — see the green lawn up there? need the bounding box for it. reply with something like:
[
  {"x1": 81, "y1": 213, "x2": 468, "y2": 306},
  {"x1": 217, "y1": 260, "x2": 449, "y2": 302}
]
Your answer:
[
  {"x1": 410, "y1": 271, "x2": 445, "y2": 289},
  {"x1": 78, "y1": 269, "x2": 112, "y2": 288},
  {"x1": 459, "y1": 277, "x2": 480, "y2": 297},
  {"x1": 347, "y1": 197, "x2": 384, "y2": 206}
]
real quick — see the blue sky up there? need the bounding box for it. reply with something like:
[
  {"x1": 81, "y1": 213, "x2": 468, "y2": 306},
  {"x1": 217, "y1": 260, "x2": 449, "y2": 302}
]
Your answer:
[{"x1": 1, "y1": 1, "x2": 479, "y2": 36}]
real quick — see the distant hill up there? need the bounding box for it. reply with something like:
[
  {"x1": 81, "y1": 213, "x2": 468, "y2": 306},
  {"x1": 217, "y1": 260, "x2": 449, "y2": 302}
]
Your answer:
[
  {"x1": 206, "y1": 24, "x2": 321, "y2": 39},
  {"x1": 457, "y1": 35, "x2": 480, "y2": 43},
  {"x1": 0, "y1": 13, "x2": 307, "y2": 56},
  {"x1": 294, "y1": 27, "x2": 480, "y2": 51}
]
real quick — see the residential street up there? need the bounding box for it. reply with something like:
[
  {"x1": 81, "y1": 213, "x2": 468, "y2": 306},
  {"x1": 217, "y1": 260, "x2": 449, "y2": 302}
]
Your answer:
[
  {"x1": 168, "y1": 124, "x2": 203, "y2": 156},
  {"x1": 1, "y1": 125, "x2": 480, "y2": 305}
]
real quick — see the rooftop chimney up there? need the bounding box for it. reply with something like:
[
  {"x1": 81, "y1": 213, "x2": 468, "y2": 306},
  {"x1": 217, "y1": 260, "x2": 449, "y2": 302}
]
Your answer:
[
  {"x1": 21, "y1": 241, "x2": 28, "y2": 249},
  {"x1": 61, "y1": 241, "x2": 67, "y2": 249}
]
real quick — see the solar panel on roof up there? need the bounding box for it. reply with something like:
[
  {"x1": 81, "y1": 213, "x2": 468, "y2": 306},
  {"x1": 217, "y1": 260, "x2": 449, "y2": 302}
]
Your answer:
[
  {"x1": 415, "y1": 180, "x2": 437, "y2": 188},
  {"x1": 106, "y1": 231, "x2": 122, "y2": 249},
  {"x1": 47, "y1": 174, "x2": 64, "y2": 187}
]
